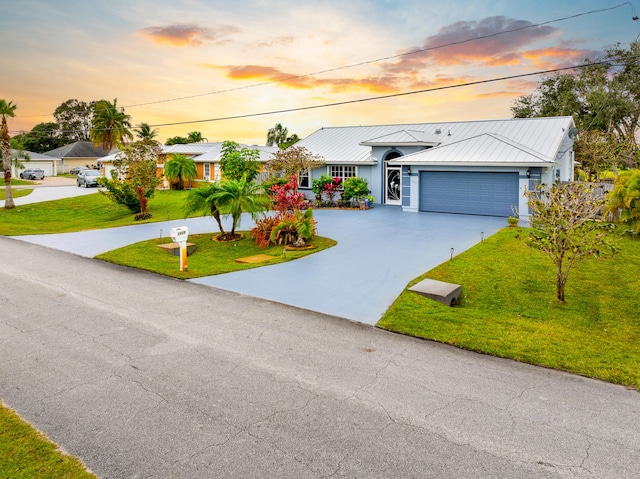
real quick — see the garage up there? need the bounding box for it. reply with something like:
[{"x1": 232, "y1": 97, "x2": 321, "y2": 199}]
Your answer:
[{"x1": 419, "y1": 171, "x2": 519, "y2": 217}]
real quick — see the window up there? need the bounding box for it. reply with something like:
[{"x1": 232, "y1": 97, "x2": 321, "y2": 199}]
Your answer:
[
  {"x1": 204, "y1": 163, "x2": 210, "y2": 180},
  {"x1": 299, "y1": 169, "x2": 310, "y2": 188},
  {"x1": 329, "y1": 165, "x2": 357, "y2": 181}
]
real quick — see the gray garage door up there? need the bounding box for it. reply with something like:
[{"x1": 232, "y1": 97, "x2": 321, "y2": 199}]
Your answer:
[{"x1": 419, "y1": 171, "x2": 519, "y2": 217}]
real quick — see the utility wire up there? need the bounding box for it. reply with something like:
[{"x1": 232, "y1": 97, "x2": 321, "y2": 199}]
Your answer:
[
  {"x1": 145, "y1": 57, "x2": 639, "y2": 128},
  {"x1": 124, "y1": 2, "x2": 633, "y2": 108}
]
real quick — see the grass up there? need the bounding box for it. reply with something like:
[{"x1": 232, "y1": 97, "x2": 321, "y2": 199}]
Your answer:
[
  {"x1": 97, "y1": 233, "x2": 337, "y2": 279},
  {"x1": 0, "y1": 401, "x2": 97, "y2": 478},
  {"x1": 378, "y1": 227, "x2": 640, "y2": 390},
  {"x1": 0, "y1": 190, "x2": 193, "y2": 236},
  {"x1": 9, "y1": 178, "x2": 34, "y2": 186},
  {"x1": 0, "y1": 189, "x2": 32, "y2": 201}
]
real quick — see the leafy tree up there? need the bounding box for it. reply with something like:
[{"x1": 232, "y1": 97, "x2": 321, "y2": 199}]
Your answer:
[
  {"x1": 53, "y1": 99, "x2": 95, "y2": 142},
  {"x1": 211, "y1": 175, "x2": 269, "y2": 239},
  {"x1": 265, "y1": 145, "x2": 325, "y2": 192},
  {"x1": 266, "y1": 123, "x2": 288, "y2": 147},
  {"x1": 90, "y1": 98, "x2": 133, "y2": 152},
  {"x1": 604, "y1": 169, "x2": 640, "y2": 235},
  {"x1": 165, "y1": 136, "x2": 189, "y2": 145},
  {"x1": 1, "y1": 99, "x2": 17, "y2": 209},
  {"x1": 99, "y1": 139, "x2": 160, "y2": 217},
  {"x1": 134, "y1": 122, "x2": 159, "y2": 142},
  {"x1": 164, "y1": 153, "x2": 196, "y2": 190},
  {"x1": 17, "y1": 122, "x2": 63, "y2": 153},
  {"x1": 183, "y1": 182, "x2": 227, "y2": 235},
  {"x1": 220, "y1": 141, "x2": 261, "y2": 182},
  {"x1": 521, "y1": 182, "x2": 618, "y2": 302},
  {"x1": 187, "y1": 131, "x2": 207, "y2": 143}
]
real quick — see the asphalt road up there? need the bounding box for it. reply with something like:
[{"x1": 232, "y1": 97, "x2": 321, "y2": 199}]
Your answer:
[{"x1": 1, "y1": 236, "x2": 639, "y2": 478}]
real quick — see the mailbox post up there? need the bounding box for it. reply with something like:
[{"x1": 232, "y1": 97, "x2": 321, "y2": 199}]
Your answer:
[{"x1": 170, "y1": 226, "x2": 189, "y2": 272}]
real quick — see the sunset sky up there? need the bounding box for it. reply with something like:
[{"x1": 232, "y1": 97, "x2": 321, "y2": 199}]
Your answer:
[{"x1": 2, "y1": 0, "x2": 639, "y2": 145}]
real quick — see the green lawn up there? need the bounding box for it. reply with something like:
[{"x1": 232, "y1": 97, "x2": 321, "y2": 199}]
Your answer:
[
  {"x1": 0, "y1": 188, "x2": 32, "y2": 201},
  {"x1": 97, "y1": 233, "x2": 336, "y2": 279},
  {"x1": 378, "y1": 227, "x2": 640, "y2": 390},
  {"x1": 0, "y1": 190, "x2": 193, "y2": 236},
  {"x1": 0, "y1": 401, "x2": 97, "y2": 479}
]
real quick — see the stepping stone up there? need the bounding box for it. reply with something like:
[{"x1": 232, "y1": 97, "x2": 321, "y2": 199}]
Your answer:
[
  {"x1": 157, "y1": 242, "x2": 197, "y2": 256},
  {"x1": 236, "y1": 254, "x2": 275, "y2": 264},
  {"x1": 409, "y1": 278, "x2": 461, "y2": 306}
]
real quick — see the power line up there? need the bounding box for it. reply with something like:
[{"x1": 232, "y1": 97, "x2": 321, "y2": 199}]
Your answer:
[
  {"x1": 145, "y1": 57, "x2": 638, "y2": 128},
  {"x1": 124, "y1": 2, "x2": 634, "y2": 108}
]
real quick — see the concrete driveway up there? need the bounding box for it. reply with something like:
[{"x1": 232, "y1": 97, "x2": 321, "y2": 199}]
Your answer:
[{"x1": 12, "y1": 205, "x2": 505, "y2": 324}]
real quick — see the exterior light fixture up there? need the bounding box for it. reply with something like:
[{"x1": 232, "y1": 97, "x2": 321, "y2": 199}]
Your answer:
[
  {"x1": 526, "y1": 168, "x2": 531, "y2": 178},
  {"x1": 407, "y1": 166, "x2": 412, "y2": 176}
]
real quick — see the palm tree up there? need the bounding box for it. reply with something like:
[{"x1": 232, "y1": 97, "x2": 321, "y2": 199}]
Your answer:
[
  {"x1": 164, "y1": 153, "x2": 196, "y2": 190},
  {"x1": 90, "y1": 98, "x2": 133, "y2": 152},
  {"x1": 187, "y1": 131, "x2": 207, "y2": 143},
  {"x1": 1, "y1": 99, "x2": 18, "y2": 209},
  {"x1": 183, "y1": 182, "x2": 226, "y2": 234},
  {"x1": 212, "y1": 175, "x2": 270, "y2": 238},
  {"x1": 266, "y1": 123, "x2": 288, "y2": 147},
  {"x1": 134, "y1": 122, "x2": 159, "y2": 142}
]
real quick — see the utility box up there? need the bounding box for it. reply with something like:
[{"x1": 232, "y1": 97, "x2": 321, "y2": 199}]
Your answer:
[{"x1": 409, "y1": 278, "x2": 461, "y2": 306}]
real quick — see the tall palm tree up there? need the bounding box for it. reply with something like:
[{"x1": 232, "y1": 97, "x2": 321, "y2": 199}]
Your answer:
[
  {"x1": 1, "y1": 99, "x2": 18, "y2": 209},
  {"x1": 183, "y1": 182, "x2": 226, "y2": 234},
  {"x1": 266, "y1": 123, "x2": 288, "y2": 147},
  {"x1": 212, "y1": 175, "x2": 270, "y2": 237},
  {"x1": 90, "y1": 98, "x2": 133, "y2": 152},
  {"x1": 187, "y1": 131, "x2": 207, "y2": 143},
  {"x1": 134, "y1": 122, "x2": 159, "y2": 142},
  {"x1": 165, "y1": 153, "x2": 197, "y2": 190}
]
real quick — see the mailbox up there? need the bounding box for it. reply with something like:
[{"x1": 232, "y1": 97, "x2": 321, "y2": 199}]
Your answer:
[
  {"x1": 170, "y1": 226, "x2": 188, "y2": 245},
  {"x1": 169, "y1": 226, "x2": 189, "y2": 272}
]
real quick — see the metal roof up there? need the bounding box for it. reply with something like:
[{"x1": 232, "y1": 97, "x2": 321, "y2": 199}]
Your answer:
[
  {"x1": 294, "y1": 117, "x2": 575, "y2": 164},
  {"x1": 190, "y1": 143, "x2": 278, "y2": 163},
  {"x1": 360, "y1": 130, "x2": 441, "y2": 146},
  {"x1": 389, "y1": 133, "x2": 557, "y2": 166}
]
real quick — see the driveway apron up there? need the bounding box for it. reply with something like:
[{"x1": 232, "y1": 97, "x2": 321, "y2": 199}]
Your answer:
[{"x1": 191, "y1": 207, "x2": 505, "y2": 324}]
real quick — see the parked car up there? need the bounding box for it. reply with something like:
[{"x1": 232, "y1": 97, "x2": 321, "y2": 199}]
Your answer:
[
  {"x1": 77, "y1": 169, "x2": 103, "y2": 187},
  {"x1": 20, "y1": 168, "x2": 45, "y2": 180},
  {"x1": 70, "y1": 166, "x2": 89, "y2": 175}
]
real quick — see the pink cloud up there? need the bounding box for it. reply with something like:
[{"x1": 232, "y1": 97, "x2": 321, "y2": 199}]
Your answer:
[{"x1": 138, "y1": 24, "x2": 239, "y2": 47}]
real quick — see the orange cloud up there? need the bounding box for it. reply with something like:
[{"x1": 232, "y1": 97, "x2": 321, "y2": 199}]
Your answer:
[
  {"x1": 138, "y1": 24, "x2": 239, "y2": 47},
  {"x1": 207, "y1": 64, "x2": 402, "y2": 94}
]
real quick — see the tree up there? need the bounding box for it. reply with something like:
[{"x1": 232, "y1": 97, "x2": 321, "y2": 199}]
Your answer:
[
  {"x1": 266, "y1": 123, "x2": 288, "y2": 147},
  {"x1": 220, "y1": 141, "x2": 261, "y2": 182},
  {"x1": 165, "y1": 135, "x2": 189, "y2": 145},
  {"x1": 521, "y1": 182, "x2": 618, "y2": 302},
  {"x1": 187, "y1": 131, "x2": 207, "y2": 143},
  {"x1": 265, "y1": 145, "x2": 325, "y2": 192},
  {"x1": 211, "y1": 175, "x2": 269, "y2": 239},
  {"x1": 1, "y1": 99, "x2": 18, "y2": 209},
  {"x1": 183, "y1": 182, "x2": 227, "y2": 235},
  {"x1": 90, "y1": 98, "x2": 133, "y2": 152},
  {"x1": 99, "y1": 139, "x2": 160, "y2": 218},
  {"x1": 18, "y1": 122, "x2": 63, "y2": 153},
  {"x1": 604, "y1": 169, "x2": 640, "y2": 235},
  {"x1": 53, "y1": 99, "x2": 95, "y2": 142},
  {"x1": 134, "y1": 122, "x2": 159, "y2": 142},
  {"x1": 164, "y1": 153, "x2": 196, "y2": 190}
]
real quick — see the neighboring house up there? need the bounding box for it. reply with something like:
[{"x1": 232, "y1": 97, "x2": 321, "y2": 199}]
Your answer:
[
  {"x1": 159, "y1": 143, "x2": 278, "y2": 186},
  {"x1": 44, "y1": 141, "x2": 110, "y2": 174},
  {"x1": 296, "y1": 116, "x2": 577, "y2": 218},
  {"x1": 10, "y1": 150, "x2": 60, "y2": 177}
]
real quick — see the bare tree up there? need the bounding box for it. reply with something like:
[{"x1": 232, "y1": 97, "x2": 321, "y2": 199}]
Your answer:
[{"x1": 522, "y1": 182, "x2": 618, "y2": 302}]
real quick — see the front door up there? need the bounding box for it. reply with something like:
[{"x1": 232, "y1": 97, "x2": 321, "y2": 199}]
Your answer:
[{"x1": 385, "y1": 166, "x2": 401, "y2": 205}]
